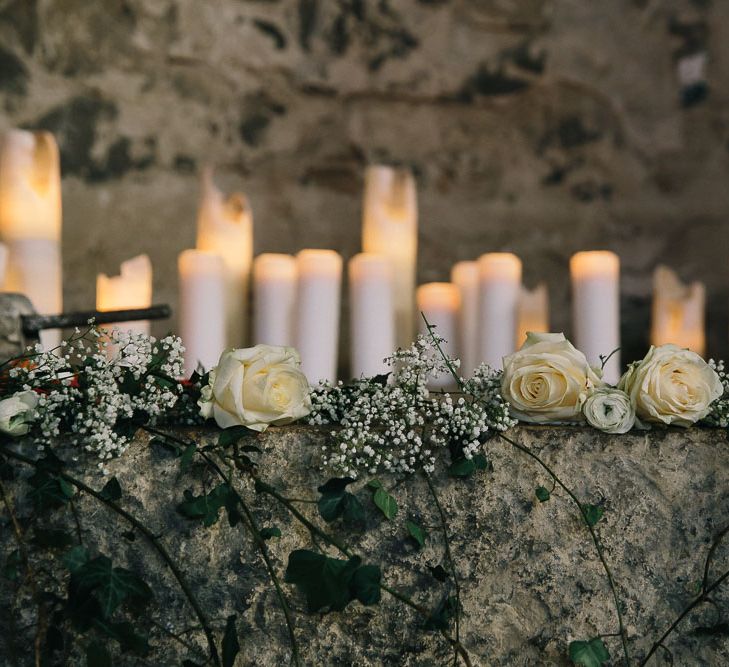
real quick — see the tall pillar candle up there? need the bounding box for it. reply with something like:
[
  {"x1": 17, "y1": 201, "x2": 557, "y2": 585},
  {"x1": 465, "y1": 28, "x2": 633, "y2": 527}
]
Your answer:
[
  {"x1": 96, "y1": 254, "x2": 153, "y2": 337},
  {"x1": 178, "y1": 250, "x2": 226, "y2": 376},
  {"x1": 451, "y1": 261, "x2": 479, "y2": 378},
  {"x1": 477, "y1": 253, "x2": 522, "y2": 370},
  {"x1": 570, "y1": 251, "x2": 620, "y2": 383},
  {"x1": 516, "y1": 283, "x2": 550, "y2": 349},
  {"x1": 253, "y1": 253, "x2": 297, "y2": 347},
  {"x1": 0, "y1": 129, "x2": 62, "y2": 349},
  {"x1": 417, "y1": 282, "x2": 460, "y2": 388},
  {"x1": 294, "y1": 250, "x2": 342, "y2": 385},
  {"x1": 651, "y1": 265, "x2": 705, "y2": 356},
  {"x1": 362, "y1": 165, "x2": 417, "y2": 350},
  {"x1": 349, "y1": 253, "x2": 395, "y2": 378},
  {"x1": 196, "y1": 167, "x2": 253, "y2": 348}
]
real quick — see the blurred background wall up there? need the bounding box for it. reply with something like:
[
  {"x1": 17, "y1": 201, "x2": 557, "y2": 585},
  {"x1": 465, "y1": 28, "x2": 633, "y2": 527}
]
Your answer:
[{"x1": 0, "y1": 0, "x2": 727, "y2": 365}]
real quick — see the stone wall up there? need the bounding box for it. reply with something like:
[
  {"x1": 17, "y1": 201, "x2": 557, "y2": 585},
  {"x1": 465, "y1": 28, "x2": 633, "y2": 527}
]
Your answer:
[
  {"x1": 1, "y1": 1, "x2": 729, "y2": 366},
  {"x1": 2, "y1": 425, "x2": 729, "y2": 665}
]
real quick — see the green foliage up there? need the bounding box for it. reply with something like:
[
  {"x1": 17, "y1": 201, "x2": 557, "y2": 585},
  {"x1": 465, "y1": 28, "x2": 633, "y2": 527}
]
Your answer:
[
  {"x1": 317, "y1": 477, "x2": 365, "y2": 525},
  {"x1": 32, "y1": 527, "x2": 74, "y2": 549},
  {"x1": 93, "y1": 619, "x2": 149, "y2": 655},
  {"x1": 448, "y1": 453, "x2": 490, "y2": 478},
  {"x1": 86, "y1": 640, "x2": 112, "y2": 667},
  {"x1": 406, "y1": 520, "x2": 426, "y2": 548},
  {"x1": 100, "y1": 477, "x2": 122, "y2": 502},
  {"x1": 583, "y1": 504, "x2": 604, "y2": 527},
  {"x1": 535, "y1": 486, "x2": 551, "y2": 503},
  {"x1": 222, "y1": 615, "x2": 240, "y2": 667},
  {"x1": 425, "y1": 595, "x2": 458, "y2": 631},
  {"x1": 177, "y1": 483, "x2": 237, "y2": 527},
  {"x1": 27, "y1": 469, "x2": 74, "y2": 511},
  {"x1": 368, "y1": 480, "x2": 398, "y2": 520},
  {"x1": 3, "y1": 548, "x2": 21, "y2": 580},
  {"x1": 218, "y1": 425, "x2": 255, "y2": 449},
  {"x1": 63, "y1": 545, "x2": 90, "y2": 573},
  {"x1": 260, "y1": 526, "x2": 282, "y2": 540},
  {"x1": 568, "y1": 637, "x2": 610, "y2": 666}
]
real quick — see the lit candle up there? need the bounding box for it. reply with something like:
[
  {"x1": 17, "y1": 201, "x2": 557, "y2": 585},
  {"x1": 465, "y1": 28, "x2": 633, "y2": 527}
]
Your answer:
[
  {"x1": 417, "y1": 282, "x2": 460, "y2": 388},
  {"x1": 0, "y1": 129, "x2": 62, "y2": 349},
  {"x1": 178, "y1": 250, "x2": 226, "y2": 376},
  {"x1": 349, "y1": 253, "x2": 395, "y2": 378},
  {"x1": 651, "y1": 265, "x2": 705, "y2": 356},
  {"x1": 294, "y1": 250, "x2": 342, "y2": 385},
  {"x1": 516, "y1": 283, "x2": 550, "y2": 349},
  {"x1": 477, "y1": 253, "x2": 522, "y2": 370},
  {"x1": 362, "y1": 165, "x2": 417, "y2": 350},
  {"x1": 253, "y1": 253, "x2": 297, "y2": 347},
  {"x1": 0, "y1": 243, "x2": 7, "y2": 286},
  {"x1": 196, "y1": 167, "x2": 253, "y2": 348},
  {"x1": 570, "y1": 251, "x2": 620, "y2": 383},
  {"x1": 96, "y1": 254, "x2": 153, "y2": 336},
  {"x1": 451, "y1": 261, "x2": 479, "y2": 378}
]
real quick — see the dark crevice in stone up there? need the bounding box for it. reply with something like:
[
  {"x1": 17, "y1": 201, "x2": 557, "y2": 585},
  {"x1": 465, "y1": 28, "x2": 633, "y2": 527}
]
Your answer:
[
  {"x1": 174, "y1": 154, "x2": 197, "y2": 174},
  {"x1": 0, "y1": 0, "x2": 38, "y2": 54},
  {"x1": 253, "y1": 19, "x2": 287, "y2": 49},
  {"x1": 459, "y1": 65, "x2": 530, "y2": 100},
  {"x1": 509, "y1": 41, "x2": 546, "y2": 75},
  {"x1": 0, "y1": 46, "x2": 28, "y2": 95},
  {"x1": 570, "y1": 180, "x2": 613, "y2": 203},
  {"x1": 299, "y1": 0, "x2": 318, "y2": 51},
  {"x1": 556, "y1": 116, "x2": 603, "y2": 149},
  {"x1": 239, "y1": 94, "x2": 286, "y2": 147}
]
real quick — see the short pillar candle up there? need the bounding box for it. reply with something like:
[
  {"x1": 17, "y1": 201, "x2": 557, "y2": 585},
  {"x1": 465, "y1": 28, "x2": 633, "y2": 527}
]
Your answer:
[{"x1": 451, "y1": 260, "x2": 479, "y2": 378}]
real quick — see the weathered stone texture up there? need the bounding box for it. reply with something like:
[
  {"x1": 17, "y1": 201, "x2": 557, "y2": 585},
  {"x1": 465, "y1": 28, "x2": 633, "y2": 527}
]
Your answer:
[
  {"x1": 0, "y1": 2, "x2": 728, "y2": 366},
  {"x1": 2, "y1": 425, "x2": 729, "y2": 665}
]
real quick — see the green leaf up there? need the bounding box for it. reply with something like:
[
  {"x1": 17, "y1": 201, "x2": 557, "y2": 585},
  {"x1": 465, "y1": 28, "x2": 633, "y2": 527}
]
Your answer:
[
  {"x1": 535, "y1": 486, "x2": 551, "y2": 503},
  {"x1": 284, "y1": 549, "x2": 362, "y2": 612},
  {"x1": 406, "y1": 520, "x2": 426, "y2": 548},
  {"x1": 177, "y1": 484, "x2": 232, "y2": 527},
  {"x1": 424, "y1": 595, "x2": 458, "y2": 631},
  {"x1": 27, "y1": 470, "x2": 74, "y2": 510},
  {"x1": 568, "y1": 637, "x2": 610, "y2": 666},
  {"x1": 318, "y1": 477, "x2": 354, "y2": 494},
  {"x1": 341, "y1": 493, "x2": 365, "y2": 524},
  {"x1": 223, "y1": 492, "x2": 242, "y2": 528},
  {"x1": 100, "y1": 477, "x2": 122, "y2": 502},
  {"x1": 373, "y1": 487, "x2": 398, "y2": 520},
  {"x1": 583, "y1": 504, "x2": 604, "y2": 527},
  {"x1": 448, "y1": 457, "x2": 476, "y2": 478},
  {"x1": 93, "y1": 619, "x2": 149, "y2": 655},
  {"x1": 222, "y1": 615, "x2": 240, "y2": 667},
  {"x1": 63, "y1": 545, "x2": 90, "y2": 573},
  {"x1": 4, "y1": 549, "x2": 21, "y2": 581},
  {"x1": 317, "y1": 478, "x2": 364, "y2": 525},
  {"x1": 72, "y1": 556, "x2": 153, "y2": 618},
  {"x1": 218, "y1": 425, "x2": 254, "y2": 448},
  {"x1": 260, "y1": 526, "x2": 281, "y2": 540},
  {"x1": 473, "y1": 453, "x2": 490, "y2": 470},
  {"x1": 179, "y1": 443, "x2": 197, "y2": 472},
  {"x1": 367, "y1": 479, "x2": 383, "y2": 490},
  {"x1": 429, "y1": 564, "x2": 448, "y2": 582},
  {"x1": 350, "y1": 564, "x2": 381, "y2": 605},
  {"x1": 32, "y1": 527, "x2": 74, "y2": 549},
  {"x1": 86, "y1": 640, "x2": 112, "y2": 667}
]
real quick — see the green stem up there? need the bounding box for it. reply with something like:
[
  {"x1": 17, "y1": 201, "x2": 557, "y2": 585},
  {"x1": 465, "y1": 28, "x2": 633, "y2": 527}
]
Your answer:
[{"x1": 0, "y1": 445, "x2": 222, "y2": 667}]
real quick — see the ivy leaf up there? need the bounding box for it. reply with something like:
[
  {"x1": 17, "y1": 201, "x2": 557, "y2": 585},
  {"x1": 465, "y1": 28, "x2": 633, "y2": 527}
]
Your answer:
[
  {"x1": 284, "y1": 549, "x2": 362, "y2": 612},
  {"x1": 4, "y1": 549, "x2": 21, "y2": 581},
  {"x1": 222, "y1": 615, "x2": 240, "y2": 667},
  {"x1": 535, "y1": 486, "x2": 551, "y2": 503},
  {"x1": 218, "y1": 425, "x2": 254, "y2": 448},
  {"x1": 473, "y1": 453, "x2": 491, "y2": 471},
  {"x1": 223, "y1": 492, "x2": 242, "y2": 528},
  {"x1": 27, "y1": 470, "x2": 74, "y2": 511},
  {"x1": 100, "y1": 477, "x2": 122, "y2": 502},
  {"x1": 179, "y1": 443, "x2": 197, "y2": 472},
  {"x1": 568, "y1": 637, "x2": 610, "y2": 666},
  {"x1": 373, "y1": 487, "x2": 398, "y2": 520},
  {"x1": 93, "y1": 619, "x2": 149, "y2": 655},
  {"x1": 448, "y1": 458, "x2": 476, "y2": 478},
  {"x1": 260, "y1": 526, "x2": 281, "y2": 540},
  {"x1": 367, "y1": 479, "x2": 383, "y2": 490},
  {"x1": 350, "y1": 564, "x2": 381, "y2": 605},
  {"x1": 317, "y1": 478, "x2": 364, "y2": 525},
  {"x1": 429, "y1": 564, "x2": 449, "y2": 582},
  {"x1": 32, "y1": 527, "x2": 74, "y2": 550},
  {"x1": 406, "y1": 520, "x2": 426, "y2": 548},
  {"x1": 583, "y1": 504, "x2": 604, "y2": 527},
  {"x1": 63, "y1": 545, "x2": 90, "y2": 573},
  {"x1": 318, "y1": 477, "x2": 354, "y2": 494},
  {"x1": 86, "y1": 640, "x2": 112, "y2": 667},
  {"x1": 425, "y1": 595, "x2": 458, "y2": 631},
  {"x1": 177, "y1": 484, "x2": 232, "y2": 527},
  {"x1": 341, "y1": 493, "x2": 365, "y2": 524}
]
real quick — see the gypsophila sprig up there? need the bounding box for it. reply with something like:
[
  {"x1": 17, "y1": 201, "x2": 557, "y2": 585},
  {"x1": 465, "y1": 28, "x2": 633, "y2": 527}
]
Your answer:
[
  {"x1": 704, "y1": 358, "x2": 729, "y2": 427},
  {"x1": 308, "y1": 334, "x2": 515, "y2": 478},
  {"x1": 3, "y1": 325, "x2": 185, "y2": 471}
]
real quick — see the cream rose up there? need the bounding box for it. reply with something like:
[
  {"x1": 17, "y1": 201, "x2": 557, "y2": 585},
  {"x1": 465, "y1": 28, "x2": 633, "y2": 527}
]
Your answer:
[
  {"x1": 0, "y1": 390, "x2": 38, "y2": 436},
  {"x1": 583, "y1": 388, "x2": 635, "y2": 434},
  {"x1": 618, "y1": 344, "x2": 722, "y2": 427},
  {"x1": 501, "y1": 332, "x2": 605, "y2": 423},
  {"x1": 199, "y1": 345, "x2": 312, "y2": 432}
]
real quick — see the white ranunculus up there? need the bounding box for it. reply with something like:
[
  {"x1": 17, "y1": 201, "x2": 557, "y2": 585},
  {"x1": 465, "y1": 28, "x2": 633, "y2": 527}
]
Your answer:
[
  {"x1": 198, "y1": 345, "x2": 312, "y2": 432},
  {"x1": 0, "y1": 391, "x2": 38, "y2": 436},
  {"x1": 618, "y1": 344, "x2": 722, "y2": 427},
  {"x1": 583, "y1": 388, "x2": 635, "y2": 434},
  {"x1": 501, "y1": 332, "x2": 605, "y2": 423}
]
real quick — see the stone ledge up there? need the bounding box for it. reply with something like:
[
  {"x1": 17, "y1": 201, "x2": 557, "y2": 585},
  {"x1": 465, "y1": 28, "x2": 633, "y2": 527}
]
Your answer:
[{"x1": 2, "y1": 425, "x2": 729, "y2": 665}]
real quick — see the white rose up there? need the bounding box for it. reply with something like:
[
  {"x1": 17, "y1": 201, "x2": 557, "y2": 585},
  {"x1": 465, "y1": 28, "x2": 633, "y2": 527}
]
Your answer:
[
  {"x1": 618, "y1": 344, "x2": 722, "y2": 427},
  {"x1": 198, "y1": 345, "x2": 312, "y2": 432},
  {"x1": 501, "y1": 332, "x2": 605, "y2": 423},
  {"x1": 583, "y1": 388, "x2": 635, "y2": 434},
  {"x1": 0, "y1": 391, "x2": 38, "y2": 436}
]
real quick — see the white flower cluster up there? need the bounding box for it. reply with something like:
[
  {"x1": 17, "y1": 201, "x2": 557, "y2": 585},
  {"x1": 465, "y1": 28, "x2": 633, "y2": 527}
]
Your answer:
[
  {"x1": 7, "y1": 326, "x2": 184, "y2": 470},
  {"x1": 704, "y1": 359, "x2": 729, "y2": 427},
  {"x1": 308, "y1": 334, "x2": 515, "y2": 478}
]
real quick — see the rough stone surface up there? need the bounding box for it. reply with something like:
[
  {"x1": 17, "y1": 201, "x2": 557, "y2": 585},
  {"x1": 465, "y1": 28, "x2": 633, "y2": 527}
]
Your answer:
[
  {"x1": 2, "y1": 424, "x2": 729, "y2": 665},
  {"x1": 0, "y1": 2, "x2": 729, "y2": 367}
]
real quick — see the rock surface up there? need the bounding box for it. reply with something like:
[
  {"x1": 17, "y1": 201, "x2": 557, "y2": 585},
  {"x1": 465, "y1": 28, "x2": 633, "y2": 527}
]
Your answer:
[{"x1": 3, "y1": 424, "x2": 729, "y2": 665}]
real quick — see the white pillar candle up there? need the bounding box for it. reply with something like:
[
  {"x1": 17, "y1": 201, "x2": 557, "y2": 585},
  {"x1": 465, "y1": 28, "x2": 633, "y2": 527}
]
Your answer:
[
  {"x1": 253, "y1": 253, "x2": 297, "y2": 347},
  {"x1": 477, "y1": 253, "x2": 522, "y2": 370},
  {"x1": 451, "y1": 261, "x2": 479, "y2": 378},
  {"x1": 516, "y1": 283, "x2": 550, "y2": 350},
  {"x1": 651, "y1": 265, "x2": 705, "y2": 356},
  {"x1": 417, "y1": 282, "x2": 460, "y2": 388},
  {"x1": 0, "y1": 242, "x2": 8, "y2": 286},
  {"x1": 96, "y1": 254, "x2": 153, "y2": 336},
  {"x1": 362, "y1": 165, "x2": 417, "y2": 350},
  {"x1": 570, "y1": 251, "x2": 621, "y2": 383},
  {"x1": 0, "y1": 130, "x2": 62, "y2": 349},
  {"x1": 196, "y1": 167, "x2": 253, "y2": 348},
  {"x1": 349, "y1": 253, "x2": 395, "y2": 378},
  {"x1": 178, "y1": 250, "x2": 226, "y2": 376},
  {"x1": 294, "y1": 250, "x2": 342, "y2": 385}
]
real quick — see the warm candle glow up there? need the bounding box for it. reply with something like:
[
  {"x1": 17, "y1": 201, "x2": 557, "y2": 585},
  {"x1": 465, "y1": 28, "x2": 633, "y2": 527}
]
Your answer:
[
  {"x1": 417, "y1": 282, "x2": 461, "y2": 312},
  {"x1": 569, "y1": 251, "x2": 620, "y2": 280},
  {"x1": 97, "y1": 254, "x2": 153, "y2": 336},
  {"x1": 451, "y1": 261, "x2": 479, "y2": 377},
  {"x1": 253, "y1": 253, "x2": 297, "y2": 347},
  {"x1": 651, "y1": 265, "x2": 705, "y2": 356},
  {"x1": 362, "y1": 165, "x2": 417, "y2": 349},
  {"x1": 516, "y1": 284, "x2": 549, "y2": 349}
]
